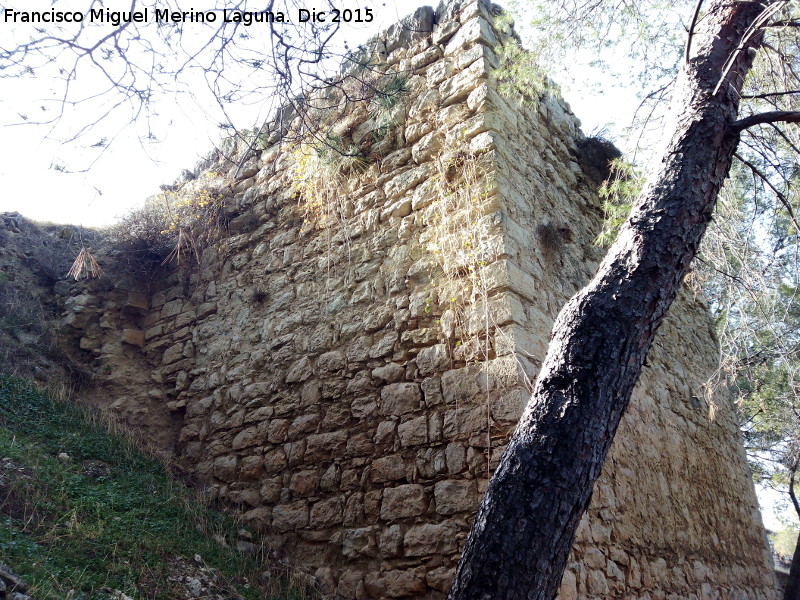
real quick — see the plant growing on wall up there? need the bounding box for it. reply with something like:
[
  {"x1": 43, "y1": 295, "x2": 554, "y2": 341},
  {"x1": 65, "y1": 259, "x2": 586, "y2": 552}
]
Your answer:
[
  {"x1": 289, "y1": 70, "x2": 410, "y2": 230},
  {"x1": 106, "y1": 171, "x2": 231, "y2": 282},
  {"x1": 425, "y1": 142, "x2": 520, "y2": 476}
]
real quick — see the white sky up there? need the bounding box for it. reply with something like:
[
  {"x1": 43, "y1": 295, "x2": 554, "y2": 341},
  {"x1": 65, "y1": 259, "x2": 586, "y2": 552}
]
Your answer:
[{"x1": 0, "y1": 0, "x2": 638, "y2": 227}]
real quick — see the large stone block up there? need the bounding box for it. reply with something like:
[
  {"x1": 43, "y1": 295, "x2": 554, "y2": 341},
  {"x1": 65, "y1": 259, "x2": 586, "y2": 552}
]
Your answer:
[
  {"x1": 416, "y1": 343, "x2": 449, "y2": 376},
  {"x1": 310, "y1": 496, "x2": 344, "y2": 528},
  {"x1": 398, "y1": 415, "x2": 428, "y2": 447},
  {"x1": 380, "y1": 485, "x2": 428, "y2": 520},
  {"x1": 380, "y1": 383, "x2": 422, "y2": 415},
  {"x1": 403, "y1": 521, "x2": 460, "y2": 556},
  {"x1": 305, "y1": 430, "x2": 348, "y2": 462},
  {"x1": 364, "y1": 570, "x2": 426, "y2": 598},
  {"x1": 272, "y1": 501, "x2": 309, "y2": 531},
  {"x1": 434, "y1": 480, "x2": 478, "y2": 515},
  {"x1": 371, "y1": 454, "x2": 406, "y2": 483}
]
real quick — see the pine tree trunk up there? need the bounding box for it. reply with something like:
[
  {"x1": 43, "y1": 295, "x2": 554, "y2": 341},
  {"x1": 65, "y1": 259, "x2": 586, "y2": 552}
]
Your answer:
[
  {"x1": 448, "y1": 2, "x2": 768, "y2": 599},
  {"x1": 784, "y1": 532, "x2": 800, "y2": 600}
]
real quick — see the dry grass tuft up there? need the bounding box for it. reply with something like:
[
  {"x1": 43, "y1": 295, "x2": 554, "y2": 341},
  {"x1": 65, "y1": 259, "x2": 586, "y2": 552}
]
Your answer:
[{"x1": 66, "y1": 247, "x2": 103, "y2": 280}]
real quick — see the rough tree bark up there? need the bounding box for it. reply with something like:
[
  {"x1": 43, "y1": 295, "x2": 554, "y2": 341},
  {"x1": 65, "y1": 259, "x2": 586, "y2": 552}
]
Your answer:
[
  {"x1": 783, "y1": 467, "x2": 800, "y2": 600},
  {"x1": 448, "y1": 2, "x2": 770, "y2": 599},
  {"x1": 785, "y1": 538, "x2": 800, "y2": 600}
]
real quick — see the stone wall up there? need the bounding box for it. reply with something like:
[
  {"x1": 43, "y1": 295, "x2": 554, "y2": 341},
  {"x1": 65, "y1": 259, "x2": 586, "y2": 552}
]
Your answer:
[{"x1": 50, "y1": 1, "x2": 777, "y2": 598}]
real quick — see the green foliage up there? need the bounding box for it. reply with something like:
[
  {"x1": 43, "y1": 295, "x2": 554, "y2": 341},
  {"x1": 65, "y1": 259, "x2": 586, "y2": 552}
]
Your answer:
[
  {"x1": 369, "y1": 75, "x2": 409, "y2": 113},
  {"x1": 771, "y1": 527, "x2": 799, "y2": 564},
  {"x1": 694, "y1": 158, "x2": 800, "y2": 532},
  {"x1": 0, "y1": 375, "x2": 316, "y2": 600},
  {"x1": 595, "y1": 158, "x2": 645, "y2": 247},
  {"x1": 494, "y1": 39, "x2": 553, "y2": 106},
  {"x1": 313, "y1": 134, "x2": 366, "y2": 174}
]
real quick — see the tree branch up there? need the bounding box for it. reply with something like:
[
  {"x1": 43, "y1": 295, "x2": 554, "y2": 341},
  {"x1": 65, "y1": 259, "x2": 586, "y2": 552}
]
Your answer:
[
  {"x1": 733, "y1": 151, "x2": 800, "y2": 237},
  {"x1": 791, "y1": 464, "x2": 800, "y2": 519},
  {"x1": 741, "y1": 89, "x2": 800, "y2": 99},
  {"x1": 732, "y1": 110, "x2": 800, "y2": 131},
  {"x1": 684, "y1": 0, "x2": 705, "y2": 64}
]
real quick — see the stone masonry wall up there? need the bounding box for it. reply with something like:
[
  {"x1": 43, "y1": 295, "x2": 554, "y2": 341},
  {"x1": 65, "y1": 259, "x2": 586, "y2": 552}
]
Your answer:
[{"x1": 53, "y1": 1, "x2": 777, "y2": 599}]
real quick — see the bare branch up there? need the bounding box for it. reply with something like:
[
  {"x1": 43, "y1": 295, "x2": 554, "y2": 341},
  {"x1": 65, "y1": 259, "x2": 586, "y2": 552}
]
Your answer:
[
  {"x1": 733, "y1": 151, "x2": 800, "y2": 237},
  {"x1": 741, "y1": 88, "x2": 800, "y2": 99},
  {"x1": 732, "y1": 110, "x2": 800, "y2": 131},
  {"x1": 684, "y1": 0, "x2": 705, "y2": 63}
]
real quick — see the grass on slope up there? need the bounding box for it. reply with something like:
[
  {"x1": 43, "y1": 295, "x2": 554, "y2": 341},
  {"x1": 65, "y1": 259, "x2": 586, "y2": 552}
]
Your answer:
[{"x1": 0, "y1": 375, "x2": 316, "y2": 600}]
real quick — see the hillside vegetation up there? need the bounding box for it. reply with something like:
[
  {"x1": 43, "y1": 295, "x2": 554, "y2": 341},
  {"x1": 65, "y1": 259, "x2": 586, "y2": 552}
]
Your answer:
[{"x1": 0, "y1": 375, "x2": 316, "y2": 600}]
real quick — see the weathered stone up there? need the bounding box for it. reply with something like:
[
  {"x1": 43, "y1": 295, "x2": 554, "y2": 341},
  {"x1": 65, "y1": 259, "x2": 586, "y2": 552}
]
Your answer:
[
  {"x1": 441, "y1": 366, "x2": 481, "y2": 404},
  {"x1": 416, "y1": 343, "x2": 449, "y2": 376},
  {"x1": 369, "y1": 330, "x2": 398, "y2": 359},
  {"x1": 285, "y1": 356, "x2": 311, "y2": 383},
  {"x1": 584, "y1": 547, "x2": 607, "y2": 570},
  {"x1": 371, "y1": 454, "x2": 406, "y2": 483},
  {"x1": 213, "y1": 455, "x2": 237, "y2": 482},
  {"x1": 444, "y1": 406, "x2": 485, "y2": 439},
  {"x1": 351, "y1": 396, "x2": 377, "y2": 419},
  {"x1": 559, "y1": 569, "x2": 578, "y2": 600},
  {"x1": 398, "y1": 415, "x2": 428, "y2": 447},
  {"x1": 242, "y1": 505, "x2": 271, "y2": 528},
  {"x1": 342, "y1": 527, "x2": 377, "y2": 558},
  {"x1": 372, "y1": 362, "x2": 405, "y2": 382},
  {"x1": 587, "y1": 569, "x2": 610, "y2": 595},
  {"x1": 380, "y1": 484, "x2": 428, "y2": 520},
  {"x1": 229, "y1": 487, "x2": 261, "y2": 507},
  {"x1": 384, "y1": 164, "x2": 432, "y2": 200},
  {"x1": 317, "y1": 350, "x2": 345, "y2": 372},
  {"x1": 337, "y1": 569, "x2": 367, "y2": 600},
  {"x1": 289, "y1": 470, "x2": 319, "y2": 497},
  {"x1": 346, "y1": 432, "x2": 374, "y2": 457},
  {"x1": 162, "y1": 342, "x2": 184, "y2": 365},
  {"x1": 266, "y1": 419, "x2": 290, "y2": 444},
  {"x1": 445, "y1": 444, "x2": 466, "y2": 475},
  {"x1": 121, "y1": 328, "x2": 145, "y2": 347},
  {"x1": 263, "y1": 447, "x2": 287, "y2": 475},
  {"x1": 374, "y1": 420, "x2": 397, "y2": 452},
  {"x1": 364, "y1": 570, "x2": 426, "y2": 598},
  {"x1": 380, "y1": 382, "x2": 422, "y2": 415},
  {"x1": 403, "y1": 520, "x2": 460, "y2": 556},
  {"x1": 415, "y1": 447, "x2": 447, "y2": 479},
  {"x1": 421, "y1": 377, "x2": 444, "y2": 406},
  {"x1": 426, "y1": 566, "x2": 456, "y2": 593},
  {"x1": 434, "y1": 479, "x2": 477, "y2": 515},
  {"x1": 239, "y1": 455, "x2": 264, "y2": 481},
  {"x1": 310, "y1": 496, "x2": 344, "y2": 528},
  {"x1": 272, "y1": 501, "x2": 309, "y2": 531},
  {"x1": 232, "y1": 426, "x2": 261, "y2": 450},
  {"x1": 378, "y1": 523, "x2": 403, "y2": 557},
  {"x1": 288, "y1": 413, "x2": 320, "y2": 438},
  {"x1": 305, "y1": 430, "x2": 347, "y2": 462}
]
